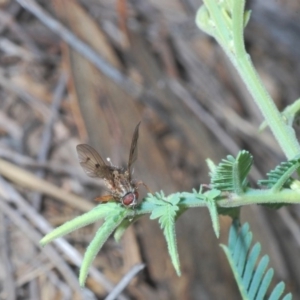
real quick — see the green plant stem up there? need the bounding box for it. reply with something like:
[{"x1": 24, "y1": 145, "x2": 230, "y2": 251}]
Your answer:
[
  {"x1": 128, "y1": 188, "x2": 300, "y2": 217},
  {"x1": 233, "y1": 54, "x2": 300, "y2": 159},
  {"x1": 287, "y1": 98, "x2": 300, "y2": 115},
  {"x1": 217, "y1": 188, "x2": 300, "y2": 207},
  {"x1": 232, "y1": 0, "x2": 246, "y2": 57},
  {"x1": 202, "y1": 0, "x2": 231, "y2": 45},
  {"x1": 200, "y1": 0, "x2": 300, "y2": 159}
]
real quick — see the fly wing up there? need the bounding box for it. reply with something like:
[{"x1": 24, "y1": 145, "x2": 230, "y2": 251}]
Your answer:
[
  {"x1": 127, "y1": 122, "x2": 141, "y2": 176},
  {"x1": 76, "y1": 144, "x2": 112, "y2": 179}
]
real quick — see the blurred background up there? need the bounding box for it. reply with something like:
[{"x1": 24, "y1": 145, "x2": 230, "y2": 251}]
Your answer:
[{"x1": 1, "y1": 0, "x2": 300, "y2": 299}]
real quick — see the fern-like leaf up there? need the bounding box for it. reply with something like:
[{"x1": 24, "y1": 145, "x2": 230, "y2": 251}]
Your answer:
[
  {"x1": 114, "y1": 218, "x2": 133, "y2": 242},
  {"x1": 79, "y1": 209, "x2": 128, "y2": 286},
  {"x1": 201, "y1": 189, "x2": 221, "y2": 238},
  {"x1": 258, "y1": 158, "x2": 300, "y2": 191},
  {"x1": 40, "y1": 202, "x2": 132, "y2": 287},
  {"x1": 149, "y1": 192, "x2": 181, "y2": 275},
  {"x1": 210, "y1": 150, "x2": 253, "y2": 194},
  {"x1": 40, "y1": 203, "x2": 124, "y2": 246},
  {"x1": 258, "y1": 157, "x2": 300, "y2": 209},
  {"x1": 221, "y1": 221, "x2": 292, "y2": 299}
]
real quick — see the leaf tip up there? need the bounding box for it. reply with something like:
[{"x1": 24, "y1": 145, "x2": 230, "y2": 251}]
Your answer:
[
  {"x1": 79, "y1": 269, "x2": 88, "y2": 287},
  {"x1": 39, "y1": 237, "x2": 47, "y2": 247}
]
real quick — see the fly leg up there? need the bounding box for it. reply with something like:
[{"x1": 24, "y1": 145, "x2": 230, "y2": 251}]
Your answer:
[
  {"x1": 134, "y1": 181, "x2": 152, "y2": 194},
  {"x1": 94, "y1": 195, "x2": 116, "y2": 203}
]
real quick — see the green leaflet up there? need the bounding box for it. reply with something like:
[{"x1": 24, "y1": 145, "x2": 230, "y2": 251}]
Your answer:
[
  {"x1": 258, "y1": 156, "x2": 300, "y2": 209},
  {"x1": 40, "y1": 203, "x2": 123, "y2": 246},
  {"x1": 210, "y1": 150, "x2": 253, "y2": 194},
  {"x1": 221, "y1": 221, "x2": 292, "y2": 299},
  {"x1": 149, "y1": 193, "x2": 181, "y2": 276},
  {"x1": 39, "y1": 202, "x2": 131, "y2": 287},
  {"x1": 114, "y1": 218, "x2": 133, "y2": 242},
  {"x1": 201, "y1": 189, "x2": 221, "y2": 238},
  {"x1": 79, "y1": 209, "x2": 128, "y2": 286},
  {"x1": 258, "y1": 157, "x2": 300, "y2": 192}
]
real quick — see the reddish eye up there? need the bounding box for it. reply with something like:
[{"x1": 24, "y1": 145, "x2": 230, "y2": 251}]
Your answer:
[{"x1": 122, "y1": 193, "x2": 135, "y2": 206}]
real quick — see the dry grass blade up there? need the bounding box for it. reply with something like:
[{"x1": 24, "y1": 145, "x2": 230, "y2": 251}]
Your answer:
[
  {"x1": 104, "y1": 264, "x2": 145, "y2": 300},
  {"x1": 0, "y1": 158, "x2": 94, "y2": 211}
]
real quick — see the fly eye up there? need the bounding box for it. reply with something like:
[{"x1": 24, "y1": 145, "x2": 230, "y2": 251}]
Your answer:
[{"x1": 122, "y1": 193, "x2": 135, "y2": 206}]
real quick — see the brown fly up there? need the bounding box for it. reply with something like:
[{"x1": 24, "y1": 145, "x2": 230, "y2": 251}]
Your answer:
[{"x1": 76, "y1": 122, "x2": 147, "y2": 207}]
